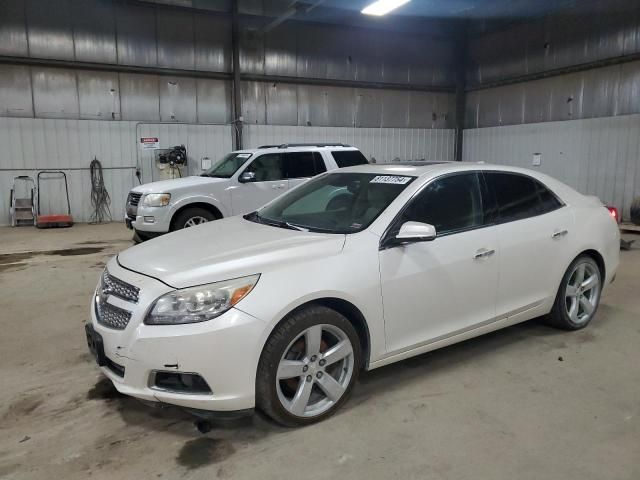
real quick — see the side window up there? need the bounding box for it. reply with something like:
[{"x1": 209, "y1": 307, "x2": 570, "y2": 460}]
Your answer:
[
  {"x1": 485, "y1": 172, "x2": 562, "y2": 223},
  {"x1": 284, "y1": 152, "x2": 325, "y2": 179},
  {"x1": 244, "y1": 154, "x2": 285, "y2": 181},
  {"x1": 331, "y1": 150, "x2": 368, "y2": 168},
  {"x1": 399, "y1": 173, "x2": 484, "y2": 235}
]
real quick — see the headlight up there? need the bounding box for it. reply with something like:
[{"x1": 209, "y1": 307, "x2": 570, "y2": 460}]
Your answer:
[
  {"x1": 142, "y1": 193, "x2": 171, "y2": 207},
  {"x1": 144, "y1": 274, "x2": 260, "y2": 325}
]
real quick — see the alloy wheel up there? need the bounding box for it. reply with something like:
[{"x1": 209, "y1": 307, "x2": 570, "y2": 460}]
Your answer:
[
  {"x1": 276, "y1": 324, "x2": 355, "y2": 418},
  {"x1": 184, "y1": 216, "x2": 208, "y2": 227},
  {"x1": 565, "y1": 261, "x2": 600, "y2": 325}
]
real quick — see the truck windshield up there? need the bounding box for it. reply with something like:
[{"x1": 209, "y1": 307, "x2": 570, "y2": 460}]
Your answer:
[
  {"x1": 202, "y1": 152, "x2": 253, "y2": 178},
  {"x1": 244, "y1": 172, "x2": 415, "y2": 234}
]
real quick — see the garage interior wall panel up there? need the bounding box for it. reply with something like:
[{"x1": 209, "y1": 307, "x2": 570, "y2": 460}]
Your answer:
[
  {"x1": 466, "y1": 60, "x2": 640, "y2": 128},
  {"x1": 467, "y1": 0, "x2": 640, "y2": 88},
  {"x1": 244, "y1": 125, "x2": 456, "y2": 164},
  {"x1": 0, "y1": 117, "x2": 233, "y2": 225},
  {"x1": 462, "y1": 114, "x2": 640, "y2": 219}
]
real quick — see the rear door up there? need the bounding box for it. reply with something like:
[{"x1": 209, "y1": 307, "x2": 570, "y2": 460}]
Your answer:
[
  {"x1": 285, "y1": 151, "x2": 327, "y2": 190},
  {"x1": 230, "y1": 153, "x2": 287, "y2": 214},
  {"x1": 484, "y1": 172, "x2": 573, "y2": 319}
]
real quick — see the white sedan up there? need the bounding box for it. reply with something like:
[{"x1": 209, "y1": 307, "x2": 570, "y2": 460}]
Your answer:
[{"x1": 85, "y1": 162, "x2": 619, "y2": 426}]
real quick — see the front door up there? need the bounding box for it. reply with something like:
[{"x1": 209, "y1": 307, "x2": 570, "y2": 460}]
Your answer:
[
  {"x1": 231, "y1": 153, "x2": 288, "y2": 215},
  {"x1": 379, "y1": 172, "x2": 499, "y2": 353}
]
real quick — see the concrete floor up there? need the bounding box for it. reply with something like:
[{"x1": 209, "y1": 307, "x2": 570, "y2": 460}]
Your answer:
[{"x1": 0, "y1": 223, "x2": 638, "y2": 480}]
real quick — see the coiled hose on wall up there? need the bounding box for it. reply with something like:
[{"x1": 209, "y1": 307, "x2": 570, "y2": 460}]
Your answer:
[{"x1": 89, "y1": 157, "x2": 112, "y2": 224}]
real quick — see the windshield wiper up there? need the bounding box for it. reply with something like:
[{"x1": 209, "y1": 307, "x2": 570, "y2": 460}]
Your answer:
[{"x1": 244, "y1": 212, "x2": 307, "y2": 232}]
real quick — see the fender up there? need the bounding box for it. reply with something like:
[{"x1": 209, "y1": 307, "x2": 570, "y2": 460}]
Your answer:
[{"x1": 168, "y1": 193, "x2": 230, "y2": 220}]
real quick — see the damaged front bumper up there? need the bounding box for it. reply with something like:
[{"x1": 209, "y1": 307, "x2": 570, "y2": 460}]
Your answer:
[{"x1": 87, "y1": 258, "x2": 267, "y2": 413}]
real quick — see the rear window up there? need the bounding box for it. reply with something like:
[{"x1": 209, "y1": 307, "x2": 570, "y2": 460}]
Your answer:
[
  {"x1": 485, "y1": 172, "x2": 563, "y2": 223},
  {"x1": 331, "y1": 150, "x2": 369, "y2": 168}
]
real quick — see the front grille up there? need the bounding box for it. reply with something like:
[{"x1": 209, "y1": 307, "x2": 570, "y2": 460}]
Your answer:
[
  {"x1": 95, "y1": 300, "x2": 132, "y2": 330},
  {"x1": 102, "y1": 269, "x2": 139, "y2": 303},
  {"x1": 127, "y1": 192, "x2": 142, "y2": 206}
]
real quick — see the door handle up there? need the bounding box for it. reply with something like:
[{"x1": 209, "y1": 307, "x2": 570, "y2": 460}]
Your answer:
[
  {"x1": 474, "y1": 248, "x2": 495, "y2": 260},
  {"x1": 272, "y1": 184, "x2": 286, "y2": 190},
  {"x1": 552, "y1": 229, "x2": 568, "y2": 239}
]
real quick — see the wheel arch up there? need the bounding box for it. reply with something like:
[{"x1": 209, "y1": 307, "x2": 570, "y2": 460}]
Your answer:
[
  {"x1": 169, "y1": 202, "x2": 223, "y2": 231},
  {"x1": 579, "y1": 248, "x2": 606, "y2": 280},
  {"x1": 265, "y1": 297, "x2": 372, "y2": 370}
]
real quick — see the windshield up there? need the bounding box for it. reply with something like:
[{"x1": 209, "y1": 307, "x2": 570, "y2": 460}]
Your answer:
[
  {"x1": 202, "y1": 152, "x2": 253, "y2": 178},
  {"x1": 245, "y1": 172, "x2": 415, "y2": 234}
]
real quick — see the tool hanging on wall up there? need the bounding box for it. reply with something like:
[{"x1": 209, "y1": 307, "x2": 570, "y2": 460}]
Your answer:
[
  {"x1": 89, "y1": 157, "x2": 112, "y2": 224},
  {"x1": 9, "y1": 176, "x2": 37, "y2": 227},
  {"x1": 36, "y1": 171, "x2": 74, "y2": 228}
]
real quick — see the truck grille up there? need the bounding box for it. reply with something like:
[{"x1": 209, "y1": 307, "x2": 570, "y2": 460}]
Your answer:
[
  {"x1": 102, "y1": 269, "x2": 139, "y2": 303},
  {"x1": 95, "y1": 300, "x2": 132, "y2": 330},
  {"x1": 127, "y1": 192, "x2": 142, "y2": 206}
]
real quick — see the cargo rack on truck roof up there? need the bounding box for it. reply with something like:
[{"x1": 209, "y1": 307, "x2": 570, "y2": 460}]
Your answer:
[{"x1": 257, "y1": 143, "x2": 352, "y2": 149}]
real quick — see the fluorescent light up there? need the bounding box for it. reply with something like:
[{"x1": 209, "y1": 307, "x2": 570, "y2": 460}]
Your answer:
[{"x1": 361, "y1": 0, "x2": 410, "y2": 16}]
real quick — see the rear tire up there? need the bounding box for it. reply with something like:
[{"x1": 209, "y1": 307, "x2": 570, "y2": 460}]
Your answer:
[
  {"x1": 256, "y1": 306, "x2": 361, "y2": 427},
  {"x1": 546, "y1": 255, "x2": 602, "y2": 330},
  {"x1": 171, "y1": 207, "x2": 217, "y2": 230}
]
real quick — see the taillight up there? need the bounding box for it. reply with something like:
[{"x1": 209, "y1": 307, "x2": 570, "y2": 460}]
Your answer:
[{"x1": 606, "y1": 206, "x2": 620, "y2": 223}]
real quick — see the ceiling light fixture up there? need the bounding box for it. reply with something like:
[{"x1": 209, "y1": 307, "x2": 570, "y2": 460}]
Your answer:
[{"x1": 361, "y1": 0, "x2": 410, "y2": 16}]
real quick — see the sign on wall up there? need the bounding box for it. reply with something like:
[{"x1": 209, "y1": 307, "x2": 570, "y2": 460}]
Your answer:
[{"x1": 140, "y1": 137, "x2": 160, "y2": 150}]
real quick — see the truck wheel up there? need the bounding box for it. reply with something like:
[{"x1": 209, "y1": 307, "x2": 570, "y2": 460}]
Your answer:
[{"x1": 172, "y1": 207, "x2": 217, "y2": 230}]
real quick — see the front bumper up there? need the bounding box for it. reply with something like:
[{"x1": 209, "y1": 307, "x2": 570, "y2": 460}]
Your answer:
[
  {"x1": 125, "y1": 203, "x2": 172, "y2": 233},
  {"x1": 88, "y1": 259, "x2": 267, "y2": 412}
]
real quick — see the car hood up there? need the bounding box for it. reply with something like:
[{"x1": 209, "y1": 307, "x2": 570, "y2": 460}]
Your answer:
[
  {"x1": 131, "y1": 175, "x2": 227, "y2": 194},
  {"x1": 117, "y1": 216, "x2": 346, "y2": 289}
]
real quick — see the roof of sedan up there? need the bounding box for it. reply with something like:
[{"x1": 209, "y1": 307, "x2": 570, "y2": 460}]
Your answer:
[{"x1": 338, "y1": 161, "x2": 481, "y2": 176}]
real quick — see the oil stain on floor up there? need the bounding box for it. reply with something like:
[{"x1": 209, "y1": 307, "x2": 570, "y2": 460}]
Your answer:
[
  {"x1": 176, "y1": 438, "x2": 236, "y2": 469},
  {"x1": 0, "y1": 247, "x2": 105, "y2": 267}
]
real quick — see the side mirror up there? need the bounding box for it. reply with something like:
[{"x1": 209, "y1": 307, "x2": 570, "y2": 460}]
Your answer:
[
  {"x1": 239, "y1": 171, "x2": 256, "y2": 183},
  {"x1": 395, "y1": 221, "x2": 436, "y2": 243}
]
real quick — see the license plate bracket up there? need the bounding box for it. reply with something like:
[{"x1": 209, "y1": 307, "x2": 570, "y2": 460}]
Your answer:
[{"x1": 85, "y1": 323, "x2": 106, "y2": 367}]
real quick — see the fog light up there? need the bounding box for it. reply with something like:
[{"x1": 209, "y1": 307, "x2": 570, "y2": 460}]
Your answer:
[
  {"x1": 151, "y1": 371, "x2": 212, "y2": 394},
  {"x1": 144, "y1": 216, "x2": 155, "y2": 223}
]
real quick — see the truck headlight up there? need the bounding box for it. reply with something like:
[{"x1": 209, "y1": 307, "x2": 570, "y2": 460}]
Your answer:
[
  {"x1": 144, "y1": 274, "x2": 260, "y2": 325},
  {"x1": 142, "y1": 193, "x2": 171, "y2": 207}
]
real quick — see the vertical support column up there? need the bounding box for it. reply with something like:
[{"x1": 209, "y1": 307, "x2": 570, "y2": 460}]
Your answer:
[
  {"x1": 231, "y1": 0, "x2": 243, "y2": 150},
  {"x1": 454, "y1": 23, "x2": 467, "y2": 162}
]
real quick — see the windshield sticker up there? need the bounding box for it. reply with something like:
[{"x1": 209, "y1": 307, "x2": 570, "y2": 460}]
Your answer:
[
  {"x1": 236, "y1": 153, "x2": 252, "y2": 158},
  {"x1": 370, "y1": 175, "x2": 412, "y2": 185}
]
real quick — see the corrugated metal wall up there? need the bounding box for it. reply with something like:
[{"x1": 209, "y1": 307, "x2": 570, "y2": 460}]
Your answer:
[
  {"x1": 0, "y1": 118, "x2": 233, "y2": 225},
  {"x1": 463, "y1": 115, "x2": 640, "y2": 219},
  {"x1": 467, "y1": 0, "x2": 640, "y2": 88},
  {"x1": 0, "y1": 0, "x2": 456, "y2": 128},
  {"x1": 465, "y1": 60, "x2": 640, "y2": 128},
  {"x1": 465, "y1": 0, "x2": 640, "y2": 129},
  {"x1": 245, "y1": 125, "x2": 456, "y2": 163}
]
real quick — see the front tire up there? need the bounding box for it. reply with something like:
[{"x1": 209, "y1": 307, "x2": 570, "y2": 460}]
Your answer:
[
  {"x1": 256, "y1": 306, "x2": 361, "y2": 427},
  {"x1": 547, "y1": 255, "x2": 602, "y2": 330},
  {"x1": 172, "y1": 207, "x2": 217, "y2": 230}
]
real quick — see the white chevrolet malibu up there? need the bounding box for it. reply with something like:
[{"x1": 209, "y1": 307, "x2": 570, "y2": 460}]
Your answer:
[{"x1": 86, "y1": 162, "x2": 619, "y2": 426}]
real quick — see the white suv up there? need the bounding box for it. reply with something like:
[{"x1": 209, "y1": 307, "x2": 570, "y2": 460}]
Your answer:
[{"x1": 125, "y1": 143, "x2": 368, "y2": 240}]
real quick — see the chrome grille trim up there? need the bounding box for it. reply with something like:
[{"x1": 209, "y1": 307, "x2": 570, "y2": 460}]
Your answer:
[
  {"x1": 102, "y1": 269, "x2": 139, "y2": 303},
  {"x1": 127, "y1": 192, "x2": 142, "y2": 206},
  {"x1": 95, "y1": 300, "x2": 132, "y2": 330}
]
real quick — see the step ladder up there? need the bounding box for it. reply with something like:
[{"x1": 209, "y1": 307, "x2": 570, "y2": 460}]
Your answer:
[{"x1": 10, "y1": 176, "x2": 36, "y2": 227}]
